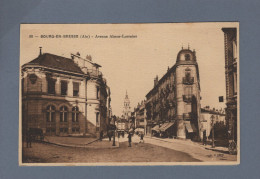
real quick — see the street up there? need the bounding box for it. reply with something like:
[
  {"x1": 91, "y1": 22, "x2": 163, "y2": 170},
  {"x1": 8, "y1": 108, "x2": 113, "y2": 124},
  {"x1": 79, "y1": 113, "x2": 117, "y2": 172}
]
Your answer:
[
  {"x1": 22, "y1": 135, "x2": 237, "y2": 163},
  {"x1": 22, "y1": 141, "x2": 199, "y2": 163}
]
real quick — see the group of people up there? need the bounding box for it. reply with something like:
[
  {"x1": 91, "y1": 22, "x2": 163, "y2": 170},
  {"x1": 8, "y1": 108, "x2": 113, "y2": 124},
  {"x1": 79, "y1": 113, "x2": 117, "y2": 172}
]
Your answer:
[{"x1": 127, "y1": 132, "x2": 144, "y2": 147}]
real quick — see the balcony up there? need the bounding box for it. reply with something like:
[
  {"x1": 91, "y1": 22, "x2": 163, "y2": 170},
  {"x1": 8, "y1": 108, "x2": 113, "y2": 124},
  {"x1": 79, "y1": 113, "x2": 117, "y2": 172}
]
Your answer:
[
  {"x1": 183, "y1": 95, "x2": 192, "y2": 103},
  {"x1": 182, "y1": 77, "x2": 194, "y2": 85},
  {"x1": 87, "y1": 69, "x2": 102, "y2": 78}
]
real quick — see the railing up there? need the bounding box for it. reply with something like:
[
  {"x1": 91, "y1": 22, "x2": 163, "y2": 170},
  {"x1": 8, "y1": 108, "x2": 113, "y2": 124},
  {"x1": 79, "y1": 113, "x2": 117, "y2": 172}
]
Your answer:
[
  {"x1": 183, "y1": 95, "x2": 192, "y2": 103},
  {"x1": 87, "y1": 69, "x2": 102, "y2": 77},
  {"x1": 182, "y1": 77, "x2": 194, "y2": 85}
]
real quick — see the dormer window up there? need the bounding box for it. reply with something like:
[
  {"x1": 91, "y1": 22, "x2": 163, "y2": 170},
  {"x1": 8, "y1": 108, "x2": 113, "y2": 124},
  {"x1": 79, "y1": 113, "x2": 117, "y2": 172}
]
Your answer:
[{"x1": 185, "y1": 54, "x2": 191, "y2": 61}]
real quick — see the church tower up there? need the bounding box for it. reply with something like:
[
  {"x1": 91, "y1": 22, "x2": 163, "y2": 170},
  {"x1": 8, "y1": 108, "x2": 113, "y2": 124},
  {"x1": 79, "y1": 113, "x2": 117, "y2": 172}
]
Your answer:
[{"x1": 122, "y1": 91, "x2": 131, "y2": 120}]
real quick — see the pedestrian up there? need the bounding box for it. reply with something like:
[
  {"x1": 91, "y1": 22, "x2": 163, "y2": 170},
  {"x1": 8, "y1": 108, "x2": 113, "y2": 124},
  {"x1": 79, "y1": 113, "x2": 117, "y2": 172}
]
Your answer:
[
  {"x1": 100, "y1": 130, "x2": 103, "y2": 141},
  {"x1": 26, "y1": 130, "x2": 32, "y2": 148},
  {"x1": 140, "y1": 132, "x2": 144, "y2": 143},
  {"x1": 203, "y1": 130, "x2": 207, "y2": 146},
  {"x1": 108, "y1": 131, "x2": 112, "y2": 141},
  {"x1": 128, "y1": 132, "x2": 132, "y2": 147}
]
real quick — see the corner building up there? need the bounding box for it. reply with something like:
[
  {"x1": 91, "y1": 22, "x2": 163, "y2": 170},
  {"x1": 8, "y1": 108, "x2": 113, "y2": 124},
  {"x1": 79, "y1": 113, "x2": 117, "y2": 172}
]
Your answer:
[
  {"x1": 21, "y1": 49, "x2": 111, "y2": 137},
  {"x1": 146, "y1": 48, "x2": 201, "y2": 140}
]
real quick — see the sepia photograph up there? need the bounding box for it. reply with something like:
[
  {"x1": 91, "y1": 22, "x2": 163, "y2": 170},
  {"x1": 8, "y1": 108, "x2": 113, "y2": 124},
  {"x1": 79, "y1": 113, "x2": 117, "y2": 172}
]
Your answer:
[{"x1": 19, "y1": 23, "x2": 239, "y2": 166}]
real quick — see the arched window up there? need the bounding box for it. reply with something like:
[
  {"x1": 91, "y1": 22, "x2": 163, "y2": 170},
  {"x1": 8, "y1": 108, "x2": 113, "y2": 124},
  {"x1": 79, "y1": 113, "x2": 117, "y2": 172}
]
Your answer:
[
  {"x1": 72, "y1": 106, "x2": 79, "y2": 122},
  {"x1": 46, "y1": 105, "x2": 55, "y2": 122},
  {"x1": 60, "y1": 106, "x2": 68, "y2": 122}
]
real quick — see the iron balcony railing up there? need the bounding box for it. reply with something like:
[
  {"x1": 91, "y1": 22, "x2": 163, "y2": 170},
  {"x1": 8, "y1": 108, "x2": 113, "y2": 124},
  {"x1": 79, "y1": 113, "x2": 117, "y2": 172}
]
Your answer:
[
  {"x1": 183, "y1": 95, "x2": 192, "y2": 103},
  {"x1": 87, "y1": 69, "x2": 102, "y2": 77},
  {"x1": 182, "y1": 77, "x2": 194, "y2": 85}
]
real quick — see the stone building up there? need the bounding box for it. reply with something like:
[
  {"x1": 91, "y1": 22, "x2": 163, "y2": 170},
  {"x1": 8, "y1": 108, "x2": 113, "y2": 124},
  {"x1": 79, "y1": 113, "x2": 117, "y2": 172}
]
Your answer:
[
  {"x1": 222, "y1": 28, "x2": 238, "y2": 144},
  {"x1": 21, "y1": 48, "x2": 111, "y2": 137},
  {"x1": 145, "y1": 47, "x2": 201, "y2": 140},
  {"x1": 200, "y1": 107, "x2": 226, "y2": 139},
  {"x1": 134, "y1": 100, "x2": 147, "y2": 134}
]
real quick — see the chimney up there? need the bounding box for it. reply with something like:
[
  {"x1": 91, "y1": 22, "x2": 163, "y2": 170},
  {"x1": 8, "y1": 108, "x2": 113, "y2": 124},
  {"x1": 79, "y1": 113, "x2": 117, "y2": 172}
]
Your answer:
[
  {"x1": 154, "y1": 75, "x2": 158, "y2": 87},
  {"x1": 39, "y1": 47, "x2": 42, "y2": 56}
]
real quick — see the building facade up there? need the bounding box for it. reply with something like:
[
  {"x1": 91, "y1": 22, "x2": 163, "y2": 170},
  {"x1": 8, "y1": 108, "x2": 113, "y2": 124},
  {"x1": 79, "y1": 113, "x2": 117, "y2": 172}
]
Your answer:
[
  {"x1": 134, "y1": 100, "x2": 147, "y2": 134},
  {"x1": 145, "y1": 48, "x2": 201, "y2": 140},
  {"x1": 222, "y1": 28, "x2": 238, "y2": 144},
  {"x1": 200, "y1": 107, "x2": 226, "y2": 139},
  {"x1": 21, "y1": 49, "x2": 111, "y2": 137}
]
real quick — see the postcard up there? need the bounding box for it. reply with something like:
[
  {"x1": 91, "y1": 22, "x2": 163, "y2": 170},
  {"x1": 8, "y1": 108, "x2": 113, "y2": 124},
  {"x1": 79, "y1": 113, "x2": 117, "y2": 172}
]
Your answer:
[{"x1": 19, "y1": 23, "x2": 239, "y2": 166}]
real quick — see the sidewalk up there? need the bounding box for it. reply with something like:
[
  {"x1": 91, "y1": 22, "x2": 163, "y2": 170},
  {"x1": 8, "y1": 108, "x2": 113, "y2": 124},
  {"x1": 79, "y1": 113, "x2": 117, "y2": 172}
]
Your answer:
[
  {"x1": 144, "y1": 136, "x2": 238, "y2": 162},
  {"x1": 148, "y1": 136, "x2": 230, "y2": 154},
  {"x1": 43, "y1": 136, "x2": 119, "y2": 149}
]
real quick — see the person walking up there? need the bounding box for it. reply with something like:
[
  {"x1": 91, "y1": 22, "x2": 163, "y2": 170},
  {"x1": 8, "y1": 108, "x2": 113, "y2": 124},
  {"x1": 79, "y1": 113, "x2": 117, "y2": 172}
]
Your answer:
[
  {"x1": 203, "y1": 130, "x2": 207, "y2": 146},
  {"x1": 140, "y1": 132, "x2": 144, "y2": 143},
  {"x1": 26, "y1": 130, "x2": 32, "y2": 148},
  {"x1": 128, "y1": 132, "x2": 132, "y2": 147},
  {"x1": 100, "y1": 130, "x2": 103, "y2": 141},
  {"x1": 108, "y1": 130, "x2": 112, "y2": 141}
]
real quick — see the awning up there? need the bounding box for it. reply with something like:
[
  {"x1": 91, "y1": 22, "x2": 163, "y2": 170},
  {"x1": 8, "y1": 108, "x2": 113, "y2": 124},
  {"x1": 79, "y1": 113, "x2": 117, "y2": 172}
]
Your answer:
[
  {"x1": 185, "y1": 121, "x2": 197, "y2": 133},
  {"x1": 135, "y1": 128, "x2": 144, "y2": 132},
  {"x1": 152, "y1": 125, "x2": 160, "y2": 132},
  {"x1": 160, "y1": 122, "x2": 175, "y2": 132},
  {"x1": 158, "y1": 123, "x2": 169, "y2": 131}
]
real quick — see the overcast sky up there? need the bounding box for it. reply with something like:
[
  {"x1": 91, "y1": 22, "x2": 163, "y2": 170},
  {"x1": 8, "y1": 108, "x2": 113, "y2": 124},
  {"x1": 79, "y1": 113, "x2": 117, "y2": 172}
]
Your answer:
[{"x1": 20, "y1": 23, "x2": 239, "y2": 116}]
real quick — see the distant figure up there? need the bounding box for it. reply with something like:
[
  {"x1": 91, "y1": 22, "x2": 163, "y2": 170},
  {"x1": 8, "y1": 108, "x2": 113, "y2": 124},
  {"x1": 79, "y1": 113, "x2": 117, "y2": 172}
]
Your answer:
[
  {"x1": 26, "y1": 130, "x2": 32, "y2": 148},
  {"x1": 203, "y1": 130, "x2": 207, "y2": 146},
  {"x1": 128, "y1": 133, "x2": 132, "y2": 147},
  {"x1": 108, "y1": 131, "x2": 112, "y2": 141},
  {"x1": 100, "y1": 130, "x2": 103, "y2": 141},
  {"x1": 140, "y1": 133, "x2": 144, "y2": 143}
]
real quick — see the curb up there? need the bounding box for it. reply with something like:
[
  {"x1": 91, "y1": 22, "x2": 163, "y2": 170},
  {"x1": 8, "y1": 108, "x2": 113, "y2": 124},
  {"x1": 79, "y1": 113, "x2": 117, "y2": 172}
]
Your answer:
[{"x1": 41, "y1": 139, "x2": 119, "y2": 149}]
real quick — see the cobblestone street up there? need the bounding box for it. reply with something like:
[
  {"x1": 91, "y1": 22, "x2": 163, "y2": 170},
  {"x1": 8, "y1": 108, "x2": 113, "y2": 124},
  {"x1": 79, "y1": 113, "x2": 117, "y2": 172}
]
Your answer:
[{"x1": 22, "y1": 139, "x2": 200, "y2": 163}]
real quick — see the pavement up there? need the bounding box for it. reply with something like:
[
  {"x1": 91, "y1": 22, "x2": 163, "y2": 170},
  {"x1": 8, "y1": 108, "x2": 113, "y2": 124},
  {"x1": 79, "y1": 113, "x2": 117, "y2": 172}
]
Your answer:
[{"x1": 143, "y1": 136, "x2": 238, "y2": 162}]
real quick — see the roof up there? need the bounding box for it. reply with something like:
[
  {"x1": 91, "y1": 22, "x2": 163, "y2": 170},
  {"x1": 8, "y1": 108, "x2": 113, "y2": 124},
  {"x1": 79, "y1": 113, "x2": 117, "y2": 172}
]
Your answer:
[{"x1": 23, "y1": 53, "x2": 84, "y2": 74}]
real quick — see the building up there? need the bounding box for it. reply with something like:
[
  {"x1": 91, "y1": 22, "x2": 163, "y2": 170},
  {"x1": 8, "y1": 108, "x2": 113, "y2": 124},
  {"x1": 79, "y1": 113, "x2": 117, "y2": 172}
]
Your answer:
[
  {"x1": 134, "y1": 100, "x2": 147, "y2": 134},
  {"x1": 21, "y1": 48, "x2": 111, "y2": 138},
  {"x1": 222, "y1": 28, "x2": 238, "y2": 145},
  {"x1": 145, "y1": 47, "x2": 201, "y2": 140},
  {"x1": 122, "y1": 91, "x2": 131, "y2": 120},
  {"x1": 200, "y1": 107, "x2": 226, "y2": 139}
]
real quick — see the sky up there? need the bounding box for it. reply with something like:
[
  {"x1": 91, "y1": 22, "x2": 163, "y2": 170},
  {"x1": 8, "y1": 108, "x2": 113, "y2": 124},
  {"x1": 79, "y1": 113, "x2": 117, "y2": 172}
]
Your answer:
[{"x1": 20, "y1": 23, "x2": 239, "y2": 116}]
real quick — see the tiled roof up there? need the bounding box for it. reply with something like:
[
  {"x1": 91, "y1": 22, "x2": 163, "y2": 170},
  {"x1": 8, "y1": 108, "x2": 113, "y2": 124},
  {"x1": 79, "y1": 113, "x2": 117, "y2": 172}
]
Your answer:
[{"x1": 25, "y1": 53, "x2": 84, "y2": 74}]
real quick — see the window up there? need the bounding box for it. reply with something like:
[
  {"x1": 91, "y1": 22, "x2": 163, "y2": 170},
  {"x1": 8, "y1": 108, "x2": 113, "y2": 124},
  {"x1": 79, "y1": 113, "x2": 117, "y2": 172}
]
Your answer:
[
  {"x1": 61, "y1": 81, "x2": 68, "y2": 95},
  {"x1": 96, "y1": 112, "x2": 100, "y2": 127},
  {"x1": 185, "y1": 68, "x2": 191, "y2": 78},
  {"x1": 72, "y1": 106, "x2": 79, "y2": 122},
  {"x1": 73, "y1": 82, "x2": 79, "y2": 97},
  {"x1": 185, "y1": 54, "x2": 191, "y2": 61},
  {"x1": 96, "y1": 86, "x2": 100, "y2": 99},
  {"x1": 47, "y1": 78, "x2": 56, "y2": 94},
  {"x1": 60, "y1": 106, "x2": 68, "y2": 122},
  {"x1": 46, "y1": 105, "x2": 55, "y2": 122},
  {"x1": 184, "y1": 86, "x2": 192, "y2": 97}
]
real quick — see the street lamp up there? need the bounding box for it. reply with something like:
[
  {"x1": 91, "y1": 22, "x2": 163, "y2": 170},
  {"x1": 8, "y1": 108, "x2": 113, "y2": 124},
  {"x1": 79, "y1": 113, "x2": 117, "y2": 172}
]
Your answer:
[{"x1": 211, "y1": 115, "x2": 215, "y2": 148}]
